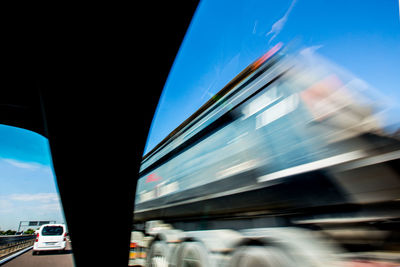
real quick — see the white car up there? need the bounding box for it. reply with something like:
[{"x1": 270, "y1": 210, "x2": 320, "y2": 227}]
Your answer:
[{"x1": 32, "y1": 224, "x2": 67, "y2": 255}]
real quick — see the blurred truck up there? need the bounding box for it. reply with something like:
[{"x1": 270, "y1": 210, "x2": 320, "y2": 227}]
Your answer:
[{"x1": 129, "y1": 44, "x2": 400, "y2": 266}]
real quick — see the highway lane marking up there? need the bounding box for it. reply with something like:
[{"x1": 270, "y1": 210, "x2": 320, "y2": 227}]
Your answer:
[{"x1": 0, "y1": 246, "x2": 32, "y2": 265}]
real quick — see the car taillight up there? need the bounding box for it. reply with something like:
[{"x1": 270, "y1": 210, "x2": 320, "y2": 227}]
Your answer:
[
  {"x1": 35, "y1": 233, "x2": 39, "y2": 242},
  {"x1": 64, "y1": 232, "x2": 67, "y2": 241}
]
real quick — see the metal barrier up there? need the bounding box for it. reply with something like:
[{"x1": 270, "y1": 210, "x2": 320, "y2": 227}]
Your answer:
[{"x1": 0, "y1": 235, "x2": 35, "y2": 259}]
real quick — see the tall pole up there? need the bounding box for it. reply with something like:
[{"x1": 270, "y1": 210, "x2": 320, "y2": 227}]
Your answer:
[{"x1": 17, "y1": 221, "x2": 22, "y2": 233}]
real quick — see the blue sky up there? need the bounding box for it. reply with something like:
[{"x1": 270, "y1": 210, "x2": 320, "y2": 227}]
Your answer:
[
  {"x1": 144, "y1": 0, "x2": 400, "y2": 154},
  {"x1": 0, "y1": 125, "x2": 65, "y2": 231}
]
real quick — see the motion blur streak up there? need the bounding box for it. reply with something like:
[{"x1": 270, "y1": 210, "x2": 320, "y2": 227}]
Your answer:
[
  {"x1": 132, "y1": 46, "x2": 400, "y2": 266},
  {"x1": 252, "y1": 42, "x2": 283, "y2": 69}
]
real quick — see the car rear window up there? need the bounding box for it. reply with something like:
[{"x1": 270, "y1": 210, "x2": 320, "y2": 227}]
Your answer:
[{"x1": 42, "y1": 226, "x2": 64, "y2": 236}]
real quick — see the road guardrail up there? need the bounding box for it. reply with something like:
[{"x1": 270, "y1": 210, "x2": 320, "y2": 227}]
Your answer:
[{"x1": 0, "y1": 235, "x2": 35, "y2": 260}]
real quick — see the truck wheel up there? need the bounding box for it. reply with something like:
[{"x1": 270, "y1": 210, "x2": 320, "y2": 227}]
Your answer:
[
  {"x1": 146, "y1": 241, "x2": 170, "y2": 267},
  {"x1": 151, "y1": 256, "x2": 169, "y2": 267},
  {"x1": 228, "y1": 246, "x2": 294, "y2": 267},
  {"x1": 176, "y1": 242, "x2": 211, "y2": 267}
]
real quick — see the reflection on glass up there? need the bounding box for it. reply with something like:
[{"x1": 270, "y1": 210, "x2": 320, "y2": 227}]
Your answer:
[{"x1": 131, "y1": 1, "x2": 400, "y2": 266}]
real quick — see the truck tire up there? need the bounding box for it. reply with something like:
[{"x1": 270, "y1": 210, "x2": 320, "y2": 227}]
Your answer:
[
  {"x1": 228, "y1": 246, "x2": 295, "y2": 267},
  {"x1": 175, "y1": 241, "x2": 212, "y2": 267},
  {"x1": 146, "y1": 241, "x2": 170, "y2": 267}
]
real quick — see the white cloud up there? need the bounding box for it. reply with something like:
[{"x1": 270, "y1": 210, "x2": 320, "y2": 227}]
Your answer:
[
  {"x1": 253, "y1": 20, "x2": 258, "y2": 34},
  {"x1": 10, "y1": 193, "x2": 59, "y2": 203},
  {"x1": 1, "y1": 193, "x2": 63, "y2": 229},
  {"x1": 0, "y1": 197, "x2": 14, "y2": 214},
  {"x1": 38, "y1": 202, "x2": 62, "y2": 212},
  {"x1": 300, "y1": 45, "x2": 324, "y2": 56},
  {"x1": 3, "y1": 159, "x2": 42, "y2": 170},
  {"x1": 266, "y1": 0, "x2": 297, "y2": 44}
]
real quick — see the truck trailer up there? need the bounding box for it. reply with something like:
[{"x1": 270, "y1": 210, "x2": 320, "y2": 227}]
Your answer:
[{"x1": 130, "y1": 44, "x2": 400, "y2": 266}]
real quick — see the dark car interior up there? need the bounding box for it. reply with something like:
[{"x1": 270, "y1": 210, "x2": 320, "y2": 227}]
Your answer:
[{"x1": 1, "y1": 2, "x2": 199, "y2": 266}]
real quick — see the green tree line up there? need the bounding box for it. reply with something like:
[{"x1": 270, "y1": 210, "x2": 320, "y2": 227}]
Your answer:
[{"x1": 0, "y1": 228, "x2": 36, "y2": 235}]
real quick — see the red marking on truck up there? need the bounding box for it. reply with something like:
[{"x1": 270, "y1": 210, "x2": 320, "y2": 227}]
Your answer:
[
  {"x1": 252, "y1": 42, "x2": 283, "y2": 70},
  {"x1": 145, "y1": 173, "x2": 161, "y2": 183}
]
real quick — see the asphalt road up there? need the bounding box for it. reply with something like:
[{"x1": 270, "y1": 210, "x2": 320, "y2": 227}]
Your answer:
[{"x1": 2, "y1": 242, "x2": 74, "y2": 267}]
